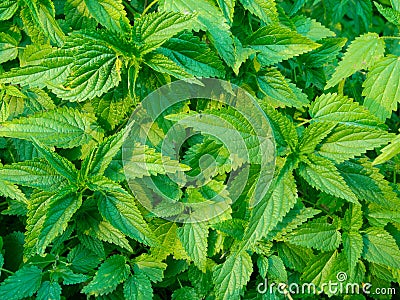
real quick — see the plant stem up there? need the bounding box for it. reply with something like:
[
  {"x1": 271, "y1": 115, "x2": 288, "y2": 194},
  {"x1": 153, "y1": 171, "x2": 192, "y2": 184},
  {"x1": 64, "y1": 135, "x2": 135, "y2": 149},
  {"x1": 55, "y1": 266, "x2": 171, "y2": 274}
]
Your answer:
[
  {"x1": 382, "y1": 36, "x2": 400, "y2": 40},
  {"x1": 0, "y1": 268, "x2": 14, "y2": 275},
  {"x1": 122, "y1": 0, "x2": 140, "y2": 16},
  {"x1": 338, "y1": 78, "x2": 345, "y2": 95},
  {"x1": 142, "y1": 0, "x2": 158, "y2": 16}
]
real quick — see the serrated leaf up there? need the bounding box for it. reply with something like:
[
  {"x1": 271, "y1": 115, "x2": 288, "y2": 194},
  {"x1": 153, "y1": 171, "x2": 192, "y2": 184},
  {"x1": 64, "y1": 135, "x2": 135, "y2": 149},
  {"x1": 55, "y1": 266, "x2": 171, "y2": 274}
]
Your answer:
[
  {"x1": 302, "y1": 37, "x2": 347, "y2": 68},
  {"x1": 50, "y1": 31, "x2": 123, "y2": 102},
  {"x1": 67, "y1": 244, "x2": 101, "y2": 274},
  {"x1": 36, "y1": 281, "x2": 62, "y2": 300},
  {"x1": 337, "y1": 159, "x2": 400, "y2": 209},
  {"x1": 318, "y1": 124, "x2": 394, "y2": 163},
  {"x1": 124, "y1": 273, "x2": 153, "y2": 300},
  {"x1": 0, "y1": 159, "x2": 67, "y2": 192},
  {"x1": 298, "y1": 154, "x2": 358, "y2": 203},
  {"x1": 91, "y1": 177, "x2": 156, "y2": 246},
  {"x1": 325, "y1": 32, "x2": 385, "y2": 89},
  {"x1": 373, "y1": 134, "x2": 400, "y2": 165},
  {"x1": 134, "y1": 11, "x2": 196, "y2": 55},
  {"x1": 82, "y1": 255, "x2": 130, "y2": 296},
  {"x1": 156, "y1": 31, "x2": 225, "y2": 78},
  {"x1": 84, "y1": 0, "x2": 130, "y2": 32},
  {"x1": 144, "y1": 53, "x2": 192, "y2": 79},
  {"x1": 0, "y1": 107, "x2": 102, "y2": 148},
  {"x1": 375, "y1": 2, "x2": 400, "y2": 26},
  {"x1": 53, "y1": 267, "x2": 90, "y2": 285},
  {"x1": 310, "y1": 93, "x2": 383, "y2": 128},
  {"x1": 260, "y1": 104, "x2": 298, "y2": 153},
  {"x1": 83, "y1": 125, "x2": 131, "y2": 178},
  {"x1": 277, "y1": 242, "x2": 314, "y2": 272},
  {"x1": 239, "y1": 0, "x2": 278, "y2": 24},
  {"x1": 133, "y1": 255, "x2": 167, "y2": 283},
  {"x1": 362, "y1": 228, "x2": 400, "y2": 269},
  {"x1": 286, "y1": 217, "x2": 341, "y2": 251},
  {"x1": 172, "y1": 287, "x2": 199, "y2": 300},
  {"x1": 31, "y1": 139, "x2": 78, "y2": 183},
  {"x1": 150, "y1": 221, "x2": 179, "y2": 260},
  {"x1": 0, "y1": 49, "x2": 74, "y2": 88},
  {"x1": 0, "y1": 265, "x2": 42, "y2": 300},
  {"x1": 257, "y1": 67, "x2": 309, "y2": 108},
  {"x1": 217, "y1": 0, "x2": 235, "y2": 23},
  {"x1": 362, "y1": 55, "x2": 400, "y2": 121},
  {"x1": 241, "y1": 169, "x2": 297, "y2": 249},
  {"x1": 0, "y1": 32, "x2": 18, "y2": 64},
  {"x1": 0, "y1": 0, "x2": 18, "y2": 20},
  {"x1": 177, "y1": 222, "x2": 208, "y2": 272},
  {"x1": 64, "y1": 0, "x2": 97, "y2": 30},
  {"x1": 160, "y1": 0, "x2": 236, "y2": 68},
  {"x1": 266, "y1": 203, "x2": 321, "y2": 241},
  {"x1": 20, "y1": 0, "x2": 65, "y2": 46},
  {"x1": 343, "y1": 231, "x2": 363, "y2": 272},
  {"x1": 297, "y1": 122, "x2": 336, "y2": 155},
  {"x1": 343, "y1": 204, "x2": 363, "y2": 231},
  {"x1": 246, "y1": 24, "x2": 320, "y2": 66},
  {"x1": 35, "y1": 188, "x2": 81, "y2": 255},
  {"x1": 293, "y1": 16, "x2": 335, "y2": 41},
  {"x1": 213, "y1": 251, "x2": 253, "y2": 300},
  {"x1": 124, "y1": 143, "x2": 190, "y2": 179}
]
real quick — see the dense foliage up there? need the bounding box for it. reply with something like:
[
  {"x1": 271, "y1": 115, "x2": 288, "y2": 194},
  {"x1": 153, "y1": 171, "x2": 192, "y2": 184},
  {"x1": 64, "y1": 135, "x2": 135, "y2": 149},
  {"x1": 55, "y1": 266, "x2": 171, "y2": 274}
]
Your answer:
[{"x1": 0, "y1": 0, "x2": 400, "y2": 299}]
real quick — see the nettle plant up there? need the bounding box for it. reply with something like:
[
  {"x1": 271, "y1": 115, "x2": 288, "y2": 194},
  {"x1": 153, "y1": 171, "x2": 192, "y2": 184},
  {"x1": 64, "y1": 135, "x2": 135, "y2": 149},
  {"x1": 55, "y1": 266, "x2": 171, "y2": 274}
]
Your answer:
[{"x1": 0, "y1": 0, "x2": 400, "y2": 299}]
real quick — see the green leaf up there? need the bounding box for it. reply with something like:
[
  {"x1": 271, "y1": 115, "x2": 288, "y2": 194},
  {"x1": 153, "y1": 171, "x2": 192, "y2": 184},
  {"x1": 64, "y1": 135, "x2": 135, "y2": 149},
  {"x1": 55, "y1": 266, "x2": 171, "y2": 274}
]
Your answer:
[
  {"x1": 0, "y1": 0, "x2": 19, "y2": 20},
  {"x1": 134, "y1": 11, "x2": 197, "y2": 55},
  {"x1": 239, "y1": 0, "x2": 278, "y2": 24},
  {"x1": 293, "y1": 16, "x2": 335, "y2": 41},
  {"x1": 50, "y1": 31, "x2": 124, "y2": 102},
  {"x1": 31, "y1": 139, "x2": 78, "y2": 183},
  {"x1": 373, "y1": 134, "x2": 400, "y2": 165},
  {"x1": 318, "y1": 124, "x2": 393, "y2": 163},
  {"x1": 310, "y1": 93, "x2": 383, "y2": 128},
  {"x1": 337, "y1": 159, "x2": 400, "y2": 209},
  {"x1": 212, "y1": 251, "x2": 253, "y2": 300},
  {"x1": 156, "y1": 31, "x2": 226, "y2": 78},
  {"x1": 342, "y1": 204, "x2": 363, "y2": 231},
  {"x1": 84, "y1": 0, "x2": 130, "y2": 32},
  {"x1": 0, "y1": 32, "x2": 18, "y2": 64},
  {"x1": 362, "y1": 55, "x2": 400, "y2": 121},
  {"x1": 297, "y1": 122, "x2": 336, "y2": 155},
  {"x1": 82, "y1": 124, "x2": 131, "y2": 178},
  {"x1": 82, "y1": 255, "x2": 130, "y2": 296},
  {"x1": 91, "y1": 177, "x2": 157, "y2": 246},
  {"x1": 301, "y1": 37, "x2": 347, "y2": 68},
  {"x1": 298, "y1": 154, "x2": 358, "y2": 203},
  {"x1": 124, "y1": 273, "x2": 153, "y2": 300},
  {"x1": 29, "y1": 187, "x2": 81, "y2": 256},
  {"x1": 362, "y1": 228, "x2": 400, "y2": 269},
  {"x1": 0, "y1": 159, "x2": 67, "y2": 192},
  {"x1": 216, "y1": 0, "x2": 235, "y2": 23},
  {"x1": 246, "y1": 24, "x2": 320, "y2": 66},
  {"x1": 260, "y1": 104, "x2": 298, "y2": 153},
  {"x1": 241, "y1": 168, "x2": 298, "y2": 249},
  {"x1": 343, "y1": 231, "x2": 363, "y2": 272},
  {"x1": 257, "y1": 67, "x2": 309, "y2": 108},
  {"x1": 325, "y1": 32, "x2": 385, "y2": 89},
  {"x1": 64, "y1": 0, "x2": 98, "y2": 30},
  {"x1": 0, "y1": 265, "x2": 42, "y2": 300},
  {"x1": 124, "y1": 143, "x2": 190, "y2": 179},
  {"x1": 172, "y1": 287, "x2": 199, "y2": 300},
  {"x1": 0, "y1": 49, "x2": 74, "y2": 88},
  {"x1": 0, "y1": 107, "x2": 102, "y2": 148},
  {"x1": 150, "y1": 221, "x2": 179, "y2": 260},
  {"x1": 277, "y1": 243, "x2": 314, "y2": 272},
  {"x1": 36, "y1": 281, "x2": 62, "y2": 300},
  {"x1": 133, "y1": 255, "x2": 167, "y2": 283},
  {"x1": 286, "y1": 217, "x2": 341, "y2": 251},
  {"x1": 375, "y1": 2, "x2": 400, "y2": 26},
  {"x1": 144, "y1": 53, "x2": 192, "y2": 79},
  {"x1": 0, "y1": 253, "x2": 3, "y2": 276},
  {"x1": 177, "y1": 222, "x2": 208, "y2": 272},
  {"x1": 20, "y1": 0, "x2": 65, "y2": 46},
  {"x1": 160, "y1": 0, "x2": 236, "y2": 68}
]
